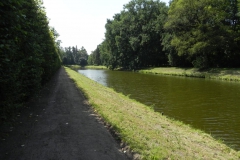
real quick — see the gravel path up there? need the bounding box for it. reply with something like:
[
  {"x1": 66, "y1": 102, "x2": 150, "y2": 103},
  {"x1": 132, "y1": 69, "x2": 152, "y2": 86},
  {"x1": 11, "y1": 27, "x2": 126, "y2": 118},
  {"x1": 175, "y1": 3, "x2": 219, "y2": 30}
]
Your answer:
[{"x1": 0, "y1": 67, "x2": 128, "y2": 160}]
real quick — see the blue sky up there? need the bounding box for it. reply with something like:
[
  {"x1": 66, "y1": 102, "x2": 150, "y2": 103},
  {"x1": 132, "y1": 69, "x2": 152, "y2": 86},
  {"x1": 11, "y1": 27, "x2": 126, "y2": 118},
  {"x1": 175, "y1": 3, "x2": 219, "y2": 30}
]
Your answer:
[{"x1": 43, "y1": 0, "x2": 169, "y2": 54}]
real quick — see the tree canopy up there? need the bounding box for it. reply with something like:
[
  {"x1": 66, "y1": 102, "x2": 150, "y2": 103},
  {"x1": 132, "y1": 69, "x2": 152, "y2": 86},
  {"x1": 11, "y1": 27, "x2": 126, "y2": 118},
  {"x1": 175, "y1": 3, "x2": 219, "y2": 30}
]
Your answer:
[
  {"x1": 90, "y1": 0, "x2": 240, "y2": 70},
  {"x1": 61, "y1": 46, "x2": 88, "y2": 67},
  {"x1": 98, "y1": 0, "x2": 169, "y2": 70},
  {"x1": 165, "y1": 0, "x2": 240, "y2": 68}
]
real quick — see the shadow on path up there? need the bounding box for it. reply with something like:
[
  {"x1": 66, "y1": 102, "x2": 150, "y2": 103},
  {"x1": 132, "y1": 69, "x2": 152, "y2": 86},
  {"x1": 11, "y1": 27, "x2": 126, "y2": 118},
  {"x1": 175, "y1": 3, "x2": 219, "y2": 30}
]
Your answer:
[{"x1": 0, "y1": 67, "x2": 127, "y2": 160}]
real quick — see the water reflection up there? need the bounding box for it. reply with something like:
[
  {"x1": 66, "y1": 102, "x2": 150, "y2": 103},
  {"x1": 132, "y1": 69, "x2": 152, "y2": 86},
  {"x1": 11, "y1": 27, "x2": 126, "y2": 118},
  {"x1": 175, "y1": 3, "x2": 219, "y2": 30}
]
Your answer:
[
  {"x1": 78, "y1": 69, "x2": 240, "y2": 150},
  {"x1": 78, "y1": 69, "x2": 108, "y2": 86}
]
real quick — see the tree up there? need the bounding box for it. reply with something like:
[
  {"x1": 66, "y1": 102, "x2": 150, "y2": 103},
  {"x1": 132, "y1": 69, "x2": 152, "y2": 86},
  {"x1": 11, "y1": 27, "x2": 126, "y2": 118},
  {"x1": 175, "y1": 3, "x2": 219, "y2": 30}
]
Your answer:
[
  {"x1": 99, "y1": 41, "x2": 110, "y2": 66},
  {"x1": 78, "y1": 46, "x2": 88, "y2": 67},
  {"x1": 165, "y1": 0, "x2": 240, "y2": 68},
  {"x1": 104, "y1": 17, "x2": 122, "y2": 69},
  {"x1": 87, "y1": 53, "x2": 94, "y2": 65},
  {"x1": 79, "y1": 47, "x2": 88, "y2": 62},
  {"x1": 79, "y1": 58, "x2": 88, "y2": 67},
  {"x1": 104, "y1": 0, "x2": 168, "y2": 70},
  {"x1": 239, "y1": 0, "x2": 240, "y2": 14},
  {"x1": 61, "y1": 46, "x2": 88, "y2": 66},
  {"x1": 161, "y1": 32, "x2": 191, "y2": 67},
  {"x1": 89, "y1": 45, "x2": 101, "y2": 66}
]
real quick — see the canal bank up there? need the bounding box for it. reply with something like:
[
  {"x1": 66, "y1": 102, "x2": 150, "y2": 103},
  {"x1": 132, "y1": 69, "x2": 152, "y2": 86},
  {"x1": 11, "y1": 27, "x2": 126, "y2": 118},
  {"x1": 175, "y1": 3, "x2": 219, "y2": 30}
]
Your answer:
[
  {"x1": 138, "y1": 67, "x2": 240, "y2": 81},
  {"x1": 72, "y1": 65, "x2": 240, "y2": 82},
  {"x1": 65, "y1": 67, "x2": 240, "y2": 159}
]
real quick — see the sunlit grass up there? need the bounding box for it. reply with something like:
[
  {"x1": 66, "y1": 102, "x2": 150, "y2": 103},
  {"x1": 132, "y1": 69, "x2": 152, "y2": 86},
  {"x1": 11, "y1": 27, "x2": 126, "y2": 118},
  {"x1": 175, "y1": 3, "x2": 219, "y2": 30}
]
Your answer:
[
  {"x1": 64, "y1": 65, "x2": 82, "y2": 70},
  {"x1": 64, "y1": 65, "x2": 108, "y2": 70},
  {"x1": 85, "y1": 65, "x2": 107, "y2": 69},
  {"x1": 65, "y1": 66, "x2": 240, "y2": 159},
  {"x1": 139, "y1": 67, "x2": 240, "y2": 82}
]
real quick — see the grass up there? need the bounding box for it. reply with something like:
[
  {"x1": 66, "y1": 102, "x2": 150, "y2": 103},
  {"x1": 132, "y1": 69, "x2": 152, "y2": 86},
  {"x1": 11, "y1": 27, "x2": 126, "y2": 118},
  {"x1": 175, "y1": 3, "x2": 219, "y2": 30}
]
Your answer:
[
  {"x1": 85, "y1": 65, "x2": 107, "y2": 69},
  {"x1": 65, "y1": 66, "x2": 240, "y2": 159},
  {"x1": 64, "y1": 65, "x2": 82, "y2": 70},
  {"x1": 64, "y1": 65, "x2": 107, "y2": 70},
  {"x1": 138, "y1": 67, "x2": 240, "y2": 82}
]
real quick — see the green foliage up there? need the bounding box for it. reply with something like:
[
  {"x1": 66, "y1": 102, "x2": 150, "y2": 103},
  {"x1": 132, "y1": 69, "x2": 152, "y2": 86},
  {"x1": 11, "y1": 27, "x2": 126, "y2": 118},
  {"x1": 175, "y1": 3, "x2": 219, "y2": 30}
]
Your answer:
[
  {"x1": 99, "y1": 41, "x2": 110, "y2": 66},
  {"x1": 0, "y1": 0, "x2": 61, "y2": 122},
  {"x1": 103, "y1": 0, "x2": 169, "y2": 70},
  {"x1": 62, "y1": 46, "x2": 88, "y2": 66},
  {"x1": 164, "y1": 0, "x2": 240, "y2": 69},
  {"x1": 92, "y1": 0, "x2": 240, "y2": 69},
  {"x1": 162, "y1": 32, "x2": 191, "y2": 67},
  {"x1": 239, "y1": 0, "x2": 240, "y2": 15},
  {"x1": 91, "y1": 46, "x2": 101, "y2": 65},
  {"x1": 88, "y1": 43, "x2": 109, "y2": 66}
]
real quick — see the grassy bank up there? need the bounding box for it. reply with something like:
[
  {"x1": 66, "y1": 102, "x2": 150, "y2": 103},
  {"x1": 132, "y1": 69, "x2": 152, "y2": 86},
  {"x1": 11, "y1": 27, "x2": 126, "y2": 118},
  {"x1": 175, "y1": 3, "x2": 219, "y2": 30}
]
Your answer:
[
  {"x1": 65, "y1": 67, "x2": 240, "y2": 159},
  {"x1": 85, "y1": 65, "x2": 107, "y2": 69},
  {"x1": 68, "y1": 65, "x2": 240, "y2": 82},
  {"x1": 64, "y1": 65, "x2": 107, "y2": 70},
  {"x1": 139, "y1": 67, "x2": 240, "y2": 81}
]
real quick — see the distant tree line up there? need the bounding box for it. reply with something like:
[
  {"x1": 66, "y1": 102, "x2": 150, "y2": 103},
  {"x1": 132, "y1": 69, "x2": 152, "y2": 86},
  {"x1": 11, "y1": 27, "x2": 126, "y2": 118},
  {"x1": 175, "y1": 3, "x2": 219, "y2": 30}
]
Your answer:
[
  {"x1": 0, "y1": 0, "x2": 61, "y2": 121},
  {"x1": 61, "y1": 46, "x2": 88, "y2": 67},
  {"x1": 87, "y1": 43, "x2": 109, "y2": 66},
  {"x1": 89, "y1": 0, "x2": 240, "y2": 70}
]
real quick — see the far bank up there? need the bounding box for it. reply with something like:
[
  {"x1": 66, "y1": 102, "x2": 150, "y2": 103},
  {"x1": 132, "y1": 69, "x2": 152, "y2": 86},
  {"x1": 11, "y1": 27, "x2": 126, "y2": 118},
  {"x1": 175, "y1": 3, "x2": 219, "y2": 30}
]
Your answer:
[
  {"x1": 138, "y1": 67, "x2": 240, "y2": 82},
  {"x1": 68, "y1": 65, "x2": 240, "y2": 82}
]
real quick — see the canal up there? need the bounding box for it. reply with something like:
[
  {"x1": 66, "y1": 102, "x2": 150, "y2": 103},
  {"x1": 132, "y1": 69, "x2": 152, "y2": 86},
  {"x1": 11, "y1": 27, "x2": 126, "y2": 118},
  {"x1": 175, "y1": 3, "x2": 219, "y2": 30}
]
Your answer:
[{"x1": 78, "y1": 69, "x2": 240, "y2": 150}]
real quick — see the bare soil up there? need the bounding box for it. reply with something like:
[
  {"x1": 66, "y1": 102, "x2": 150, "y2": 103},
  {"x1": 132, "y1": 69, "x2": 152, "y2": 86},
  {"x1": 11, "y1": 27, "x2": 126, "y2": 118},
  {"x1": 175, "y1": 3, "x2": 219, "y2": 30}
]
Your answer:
[{"x1": 0, "y1": 67, "x2": 128, "y2": 160}]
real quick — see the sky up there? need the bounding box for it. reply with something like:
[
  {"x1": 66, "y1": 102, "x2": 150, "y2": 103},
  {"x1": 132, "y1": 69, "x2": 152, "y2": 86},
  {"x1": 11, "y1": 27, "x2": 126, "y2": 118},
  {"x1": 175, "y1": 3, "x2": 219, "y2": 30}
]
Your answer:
[{"x1": 43, "y1": 0, "x2": 170, "y2": 54}]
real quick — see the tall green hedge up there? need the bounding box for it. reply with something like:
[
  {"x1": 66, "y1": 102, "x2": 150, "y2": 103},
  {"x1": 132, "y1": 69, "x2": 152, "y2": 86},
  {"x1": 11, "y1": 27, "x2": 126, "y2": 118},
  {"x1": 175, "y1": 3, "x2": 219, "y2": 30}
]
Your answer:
[{"x1": 0, "y1": 0, "x2": 61, "y2": 122}]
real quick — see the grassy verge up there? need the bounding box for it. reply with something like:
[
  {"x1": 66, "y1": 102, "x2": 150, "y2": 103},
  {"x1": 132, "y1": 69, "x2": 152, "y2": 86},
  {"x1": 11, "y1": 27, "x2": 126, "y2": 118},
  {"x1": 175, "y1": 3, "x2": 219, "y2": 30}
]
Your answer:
[
  {"x1": 64, "y1": 65, "x2": 82, "y2": 70},
  {"x1": 65, "y1": 67, "x2": 240, "y2": 159},
  {"x1": 64, "y1": 65, "x2": 107, "y2": 70},
  {"x1": 138, "y1": 67, "x2": 240, "y2": 81},
  {"x1": 85, "y1": 65, "x2": 107, "y2": 69}
]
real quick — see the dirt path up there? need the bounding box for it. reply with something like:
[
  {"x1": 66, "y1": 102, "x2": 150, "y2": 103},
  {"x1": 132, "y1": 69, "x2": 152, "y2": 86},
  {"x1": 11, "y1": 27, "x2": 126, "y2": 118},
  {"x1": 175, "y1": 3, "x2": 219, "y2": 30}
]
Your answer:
[{"x1": 0, "y1": 67, "x2": 128, "y2": 160}]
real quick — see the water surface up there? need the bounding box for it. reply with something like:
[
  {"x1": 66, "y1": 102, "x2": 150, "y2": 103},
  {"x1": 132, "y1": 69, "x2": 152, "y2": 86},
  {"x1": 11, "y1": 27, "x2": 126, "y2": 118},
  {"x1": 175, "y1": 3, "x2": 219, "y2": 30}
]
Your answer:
[{"x1": 78, "y1": 69, "x2": 240, "y2": 150}]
